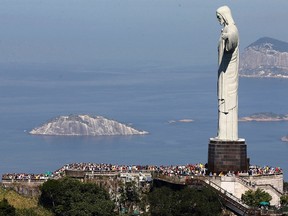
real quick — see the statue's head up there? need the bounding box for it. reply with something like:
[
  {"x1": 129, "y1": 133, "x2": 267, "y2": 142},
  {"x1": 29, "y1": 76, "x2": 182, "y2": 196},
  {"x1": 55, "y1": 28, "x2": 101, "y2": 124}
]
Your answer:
[
  {"x1": 216, "y1": 13, "x2": 225, "y2": 26},
  {"x1": 216, "y1": 5, "x2": 235, "y2": 26}
]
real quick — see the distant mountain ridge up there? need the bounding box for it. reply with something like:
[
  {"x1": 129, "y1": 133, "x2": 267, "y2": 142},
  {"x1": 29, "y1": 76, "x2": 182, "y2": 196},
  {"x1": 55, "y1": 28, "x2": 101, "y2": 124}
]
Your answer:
[
  {"x1": 248, "y1": 37, "x2": 288, "y2": 53},
  {"x1": 240, "y1": 37, "x2": 288, "y2": 78},
  {"x1": 29, "y1": 114, "x2": 148, "y2": 136}
]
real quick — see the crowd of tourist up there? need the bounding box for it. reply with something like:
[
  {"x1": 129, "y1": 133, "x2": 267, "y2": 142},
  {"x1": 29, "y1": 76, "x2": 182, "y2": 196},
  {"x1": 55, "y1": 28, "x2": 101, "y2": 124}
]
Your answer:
[
  {"x1": 1, "y1": 163, "x2": 283, "y2": 182},
  {"x1": 54, "y1": 163, "x2": 152, "y2": 174},
  {"x1": 248, "y1": 165, "x2": 283, "y2": 176},
  {"x1": 2, "y1": 173, "x2": 51, "y2": 181},
  {"x1": 153, "y1": 164, "x2": 207, "y2": 176},
  {"x1": 54, "y1": 163, "x2": 207, "y2": 175}
]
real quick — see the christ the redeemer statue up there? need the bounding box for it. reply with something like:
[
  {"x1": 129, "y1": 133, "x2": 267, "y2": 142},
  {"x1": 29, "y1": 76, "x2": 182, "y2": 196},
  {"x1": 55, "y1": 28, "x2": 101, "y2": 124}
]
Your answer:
[
  {"x1": 216, "y1": 5, "x2": 239, "y2": 141},
  {"x1": 208, "y1": 6, "x2": 247, "y2": 174}
]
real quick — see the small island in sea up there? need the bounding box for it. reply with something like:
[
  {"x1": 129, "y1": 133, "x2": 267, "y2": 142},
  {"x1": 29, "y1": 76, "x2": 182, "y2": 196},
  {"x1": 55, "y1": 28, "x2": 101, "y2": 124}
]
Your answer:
[
  {"x1": 29, "y1": 114, "x2": 148, "y2": 136},
  {"x1": 239, "y1": 112, "x2": 288, "y2": 122},
  {"x1": 168, "y1": 119, "x2": 194, "y2": 124}
]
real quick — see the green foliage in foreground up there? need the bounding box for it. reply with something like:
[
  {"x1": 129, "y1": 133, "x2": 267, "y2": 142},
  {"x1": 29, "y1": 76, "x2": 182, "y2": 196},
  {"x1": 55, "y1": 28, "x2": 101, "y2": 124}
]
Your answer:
[
  {"x1": 39, "y1": 178, "x2": 116, "y2": 216},
  {"x1": 284, "y1": 182, "x2": 288, "y2": 192},
  {"x1": 148, "y1": 186, "x2": 222, "y2": 216},
  {"x1": 0, "y1": 198, "x2": 16, "y2": 216},
  {"x1": 241, "y1": 188, "x2": 272, "y2": 207},
  {"x1": 0, "y1": 187, "x2": 52, "y2": 216},
  {"x1": 1, "y1": 179, "x2": 224, "y2": 216},
  {"x1": 281, "y1": 194, "x2": 288, "y2": 206}
]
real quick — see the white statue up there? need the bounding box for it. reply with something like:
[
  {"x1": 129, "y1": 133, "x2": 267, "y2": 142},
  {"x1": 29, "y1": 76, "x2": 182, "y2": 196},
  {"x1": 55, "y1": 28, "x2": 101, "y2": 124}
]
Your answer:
[{"x1": 216, "y1": 6, "x2": 239, "y2": 141}]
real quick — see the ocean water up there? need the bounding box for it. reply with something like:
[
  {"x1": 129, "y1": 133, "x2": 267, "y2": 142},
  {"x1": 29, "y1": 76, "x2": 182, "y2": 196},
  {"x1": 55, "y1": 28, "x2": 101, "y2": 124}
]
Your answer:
[{"x1": 0, "y1": 64, "x2": 287, "y2": 180}]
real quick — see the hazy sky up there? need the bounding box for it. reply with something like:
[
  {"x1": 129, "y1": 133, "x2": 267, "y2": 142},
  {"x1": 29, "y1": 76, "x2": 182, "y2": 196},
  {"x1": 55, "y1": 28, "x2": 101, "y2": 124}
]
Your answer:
[{"x1": 0, "y1": 0, "x2": 288, "y2": 67}]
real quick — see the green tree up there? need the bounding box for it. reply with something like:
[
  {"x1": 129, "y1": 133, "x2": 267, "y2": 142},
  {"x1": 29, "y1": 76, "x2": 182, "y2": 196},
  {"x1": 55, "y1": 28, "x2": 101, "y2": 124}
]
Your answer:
[
  {"x1": 16, "y1": 208, "x2": 40, "y2": 216},
  {"x1": 280, "y1": 194, "x2": 288, "y2": 206},
  {"x1": 148, "y1": 186, "x2": 222, "y2": 216},
  {"x1": 284, "y1": 182, "x2": 288, "y2": 193},
  {"x1": 0, "y1": 198, "x2": 16, "y2": 216},
  {"x1": 118, "y1": 181, "x2": 140, "y2": 214},
  {"x1": 148, "y1": 187, "x2": 175, "y2": 216},
  {"x1": 39, "y1": 177, "x2": 115, "y2": 216},
  {"x1": 241, "y1": 189, "x2": 272, "y2": 207}
]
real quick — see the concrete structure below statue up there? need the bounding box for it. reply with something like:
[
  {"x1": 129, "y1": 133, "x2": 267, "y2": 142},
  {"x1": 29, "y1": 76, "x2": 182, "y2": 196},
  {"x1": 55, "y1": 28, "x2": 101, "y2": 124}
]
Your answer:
[
  {"x1": 210, "y1": 174, "x2": 283, "y2": 206},
  {"x1": 208, "y1": 138, "x2": 248, "y2": 173}
]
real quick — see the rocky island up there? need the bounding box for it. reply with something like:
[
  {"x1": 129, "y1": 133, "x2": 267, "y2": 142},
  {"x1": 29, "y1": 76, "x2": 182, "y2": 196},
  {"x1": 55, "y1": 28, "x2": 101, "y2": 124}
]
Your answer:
[
  {"x1": 29, "y1": 115, "x2": 148, "y2": 136},
  {"x1": 240, "y1": 37, "x2": 288, "y2": 78},
  {"x1": 168, "y1": 119, "x2": 194, "y2": 124},
  {"x1": 239, "y1": 112, "x2": 288, "y2": 122}
]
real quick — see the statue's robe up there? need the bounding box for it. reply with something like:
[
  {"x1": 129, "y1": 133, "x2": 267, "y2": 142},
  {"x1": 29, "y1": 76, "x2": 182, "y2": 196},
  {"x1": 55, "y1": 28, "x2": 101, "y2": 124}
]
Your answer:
[{"x1": 217, "y1": 6, "x2": 239, "y2": 141}]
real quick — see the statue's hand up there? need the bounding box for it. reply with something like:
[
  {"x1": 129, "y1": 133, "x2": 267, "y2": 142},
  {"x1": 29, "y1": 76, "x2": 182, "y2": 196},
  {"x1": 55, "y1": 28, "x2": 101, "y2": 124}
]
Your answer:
[{"x1": 221, "y1": 32, "x2": 228, "y2": 40}]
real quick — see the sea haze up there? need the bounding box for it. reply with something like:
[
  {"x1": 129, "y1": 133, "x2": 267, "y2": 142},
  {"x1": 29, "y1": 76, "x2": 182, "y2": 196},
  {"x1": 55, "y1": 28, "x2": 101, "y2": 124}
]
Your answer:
[{"x1": 0, "y1": 63, "x2": 287, "y2": 180}]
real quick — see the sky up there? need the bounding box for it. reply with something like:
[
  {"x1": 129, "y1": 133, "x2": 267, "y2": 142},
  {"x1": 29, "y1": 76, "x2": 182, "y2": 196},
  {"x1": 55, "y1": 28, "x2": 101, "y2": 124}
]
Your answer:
[{"x1": 0, "y1": 0, "x2": 288, "y2": 67}]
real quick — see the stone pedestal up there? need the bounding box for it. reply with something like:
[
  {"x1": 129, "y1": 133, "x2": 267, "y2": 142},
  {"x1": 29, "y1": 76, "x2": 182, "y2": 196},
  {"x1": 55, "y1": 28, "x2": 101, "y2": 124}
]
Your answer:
[{"x1": 208, "y1": 138, "x2": 248, "y2": 174}]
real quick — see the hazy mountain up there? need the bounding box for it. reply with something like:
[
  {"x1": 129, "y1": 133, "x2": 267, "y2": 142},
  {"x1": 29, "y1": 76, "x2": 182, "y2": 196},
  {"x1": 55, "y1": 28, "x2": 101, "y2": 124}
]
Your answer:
[
  {"x1": 29, "y1": 115, "x2": 148, "y2": 136},
  {"x1": 240, "y1": 37, "x2": 288, "y2": 78}
]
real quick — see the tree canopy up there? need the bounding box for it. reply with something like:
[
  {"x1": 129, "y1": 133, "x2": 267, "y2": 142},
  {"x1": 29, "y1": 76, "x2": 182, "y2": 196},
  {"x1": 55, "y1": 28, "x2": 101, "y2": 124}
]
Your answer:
[
  {"x1": 39, "y1": 178, "x2": 116, "y2": 216},
  {"x1": 284, "y1": 182, "x2": 288, "y2": 193},
  {"x1": 241, "y1": 189, "x2": 272, "y2": 207},
  {"x1": 148, "y1": 186, "x2": 222, "y2": 216},
  {"x1": 281, "y1": 194, "x2": 288, "y2": 206},
  {"x1": 0, "y1": 198, "x2": 16, "y2": 216}
]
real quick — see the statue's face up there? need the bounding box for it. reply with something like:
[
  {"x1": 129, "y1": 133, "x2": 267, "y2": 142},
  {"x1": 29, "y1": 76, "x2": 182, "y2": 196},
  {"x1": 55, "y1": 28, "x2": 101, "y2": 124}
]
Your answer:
[{"x1": 216, "y1": 13, "x2": 224, "y2": 25}]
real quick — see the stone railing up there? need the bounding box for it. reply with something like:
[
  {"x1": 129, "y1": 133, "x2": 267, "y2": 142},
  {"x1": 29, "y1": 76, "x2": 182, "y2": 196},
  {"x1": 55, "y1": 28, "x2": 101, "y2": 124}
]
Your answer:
[{"x1": 237, "y1": 175, "x2": 283, "y2": 196}]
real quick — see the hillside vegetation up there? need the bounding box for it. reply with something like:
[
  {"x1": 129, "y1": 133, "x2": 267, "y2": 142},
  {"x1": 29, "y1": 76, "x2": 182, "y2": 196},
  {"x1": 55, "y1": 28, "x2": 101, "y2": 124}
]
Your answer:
[{"x1": 0, "y1": 186, "x2": 53, "y2": 216}]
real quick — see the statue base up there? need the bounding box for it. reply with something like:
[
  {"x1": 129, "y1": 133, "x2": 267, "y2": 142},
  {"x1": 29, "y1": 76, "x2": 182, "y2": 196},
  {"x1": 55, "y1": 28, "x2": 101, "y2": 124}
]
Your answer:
[{"x1": 208, "y1": 138, "x2": 248, "y2": 174}]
